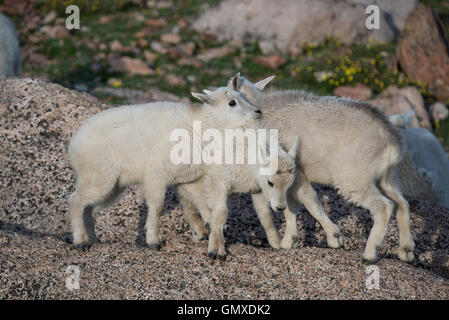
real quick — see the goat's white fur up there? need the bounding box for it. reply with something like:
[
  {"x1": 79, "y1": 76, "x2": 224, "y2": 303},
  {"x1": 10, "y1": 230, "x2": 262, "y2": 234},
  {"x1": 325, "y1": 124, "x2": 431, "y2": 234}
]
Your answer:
[
  {"x1": 68, "y1": 87, "x2": 261, "y2": 249},
  {"x1": 234, "y1": 74, "x2": 415, "y2": 263},
  {"x1": 184, "y1": 74, "x2": 415, "y2": 263},
  {"x1": 178, "y1": 132, "x2": 298, "y2": 259}
]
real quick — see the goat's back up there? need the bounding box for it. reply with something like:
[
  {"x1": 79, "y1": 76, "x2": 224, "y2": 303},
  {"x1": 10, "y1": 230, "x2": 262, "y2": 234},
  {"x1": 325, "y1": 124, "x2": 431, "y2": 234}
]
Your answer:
[
  {"x1": 68, "y1": 102, "x2": 195, "y2": 179},
  {"x1": 257, "y1": 91, "x2": 402, "y2": 190}
]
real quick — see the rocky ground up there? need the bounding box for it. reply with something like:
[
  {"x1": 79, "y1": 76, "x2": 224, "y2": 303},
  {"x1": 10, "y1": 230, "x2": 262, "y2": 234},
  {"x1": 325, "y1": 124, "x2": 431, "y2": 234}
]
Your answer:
[{"x1": 0, "y1": 78, "x2": 448, "y2": 299}]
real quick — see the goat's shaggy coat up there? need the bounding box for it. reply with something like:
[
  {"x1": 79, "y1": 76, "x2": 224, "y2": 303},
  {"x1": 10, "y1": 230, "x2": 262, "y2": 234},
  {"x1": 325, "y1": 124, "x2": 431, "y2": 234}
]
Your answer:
[
  {"x1": 177, "y1": 128, "x2": 298, "y2": 260},
  {"x1": 68, "y1": 88, "x2": 262, "y2": 249},
  {"x1": 224, "y1": 75, "x2": 415, "y2": 263}
]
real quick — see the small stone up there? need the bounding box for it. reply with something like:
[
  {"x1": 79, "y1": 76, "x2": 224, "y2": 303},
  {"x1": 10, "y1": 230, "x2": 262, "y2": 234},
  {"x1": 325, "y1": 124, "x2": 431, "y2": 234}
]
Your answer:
[
  {"x1": 146, "y1": 18, "x2": 167, "y2": 28},
  {"x1": 196, "y1": 46, "x2": 235, "y2": 62},
  {"x1": 110, "y1": 40, "x2": 125, "y2": 52},
  {"x1": 255, "y1": 55, "x2": 286, "y2": 69},
  {"x1": 177, "y1": 57, "x2": 203, "y2": 68},
  {"x1": 150, "y1": 41, "x2": 167, "y2": 54},
  {"x1": 178, "y1": 42, "x2": 196, "y2": 55},
  {"x1": 165, "y1": 74, "x2": 186, "y2": 86},
  {"x1": 143, "y1": 50, "x2": 158, "y2": 64},
  {"x1": 333, "y1": 83, "x2": 373, "y2": 101},
  {"x1": 160, "y1": 33, "x2": 181, "y2": 45},
  {"x1": 138, "y1": 39, "x2": 149, "y2": 48},
  {"x1": 258, "y1": 41, "x2": 277, "y2": 55},
  {"x1": 40, "y1": 25, "x2": 69, "y2": 38},
  {"x1": 43, "y1": 11, "x2": 56, "y2": 24},
  {"x1": 109, "y1": 56, "x2": 154, "y2": 75},
  {"x1": 99, "y1": 15, "x2": 114, "y2": 24}
]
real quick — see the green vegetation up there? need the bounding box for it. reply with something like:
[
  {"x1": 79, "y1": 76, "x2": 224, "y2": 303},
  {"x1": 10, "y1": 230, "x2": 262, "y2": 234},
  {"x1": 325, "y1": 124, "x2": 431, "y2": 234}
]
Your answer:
[{"x1": 5, "y1": 0, "x2": 449, "y2": 147}]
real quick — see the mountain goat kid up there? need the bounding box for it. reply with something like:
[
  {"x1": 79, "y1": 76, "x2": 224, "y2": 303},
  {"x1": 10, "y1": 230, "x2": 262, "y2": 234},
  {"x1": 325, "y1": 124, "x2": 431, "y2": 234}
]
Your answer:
[
  {"x1": 178, "y1": 86, "x2": 298, "y2": 259},
  {"x1": 224, "y1": 74, "x2": 414, "y2": 264},
  {"x1": 68, "y1": 87, "x2": 261, "y2": 250}
]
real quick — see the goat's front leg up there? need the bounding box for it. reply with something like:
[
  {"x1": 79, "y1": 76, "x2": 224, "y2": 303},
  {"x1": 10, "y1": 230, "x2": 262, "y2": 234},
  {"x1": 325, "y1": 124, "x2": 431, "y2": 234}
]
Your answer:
[
  {"x1": 280, "y1": 179, "x2": 301, "y2": 249},
  {"x1": 296, "y1": 181, "x2": 343, "y2": 249},
  {"x1": 251, "y1": 192, "x2": 281, "y2": 249},
  {"x1": 207, "y1": 194, "x2": 228, "y2": 261}
]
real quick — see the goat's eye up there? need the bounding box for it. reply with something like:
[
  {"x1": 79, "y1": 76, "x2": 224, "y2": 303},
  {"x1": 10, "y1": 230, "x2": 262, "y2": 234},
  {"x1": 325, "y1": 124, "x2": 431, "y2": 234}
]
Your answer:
[
  {"x1": 229, "y1": 100, "x2": 236, "y2": 107},
  {"x1": 268, "y1": 180, "x2": 273, "y2": 187}
]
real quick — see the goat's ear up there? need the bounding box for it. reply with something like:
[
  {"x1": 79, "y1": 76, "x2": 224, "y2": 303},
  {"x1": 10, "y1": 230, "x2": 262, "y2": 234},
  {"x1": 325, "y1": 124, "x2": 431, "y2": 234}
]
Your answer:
[
  {"x1": 230, "y1": 72, "x2": 241, "y2": 90},
  {"x1": 191, "y1": 92, "x2": 213, "y2": 104},
  {"x1": 288, "y1": 137, "x2": 299, "y2": 159},
  {"x1": 254, "y1": 75, "x2": 275, "y2": 90},
  {"x1": 203, "y1": 89, "x2": 214, "y2": 95}
]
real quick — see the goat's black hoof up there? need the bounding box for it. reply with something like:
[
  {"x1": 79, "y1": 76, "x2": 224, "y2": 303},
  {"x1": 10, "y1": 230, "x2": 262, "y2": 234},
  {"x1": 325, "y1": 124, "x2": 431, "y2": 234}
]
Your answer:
[
  {"x1": 218, "y1": 254, "x2": 226, "y2": 262},
  {"x1": 74, "y1": 243, "x2": 91, "y2": 251},
  {"x1": 148, "y1": 243, "x2": 161, "y2": 251},
  {"x1": 200, "y1": 234, "x2": 208, "y2": 241},
  {"x1": 362, "y1": 257, "x2": 379, "y2": 265},
  {"x1": 208, "y1": 252, "x2": 217, "y2": 260}
]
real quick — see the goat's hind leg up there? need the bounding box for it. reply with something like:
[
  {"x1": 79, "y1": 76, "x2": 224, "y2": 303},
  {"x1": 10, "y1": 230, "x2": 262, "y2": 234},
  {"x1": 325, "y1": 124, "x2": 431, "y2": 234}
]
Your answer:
[
  {"x1": 143, "y1": 179, "x2": 168, "y2": 250},
  {"x1": 69, "y1": 175, "x2": 117, "y2": 249},
  {"x1": 379, "y1": 171, "x2": 415, "y2": 262},
  {"x1": 207, "y1": 191, "x2": 228, "y2": 261},
  {"x1": 281, "y1": 178, "x2": 343, "y2": 249},
  {"x1": 208, "y1": 205, "x2": 228, "y2": 261},
  {"x1": 69, "y1": 191, "x2": 91, "y2": 248},
  {"x1": 355, "y1": 185, "x2": 395, "y2": 264},
  {"x1": 298, "y1": 181, "x2": 343, "y2": 249}
]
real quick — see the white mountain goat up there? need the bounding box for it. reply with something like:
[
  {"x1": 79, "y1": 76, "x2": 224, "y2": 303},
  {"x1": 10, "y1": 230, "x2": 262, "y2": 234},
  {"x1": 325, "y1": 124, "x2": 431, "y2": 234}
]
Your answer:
[
  {"x1": 178, "y1": 86, "x2": 298, "y2": 259},
  {"x1": 213, "y1": 73, "x2": 414, "y2": 264},
  {"x1": 68, "y1": 86, "x2": 261, "y2": 250}
]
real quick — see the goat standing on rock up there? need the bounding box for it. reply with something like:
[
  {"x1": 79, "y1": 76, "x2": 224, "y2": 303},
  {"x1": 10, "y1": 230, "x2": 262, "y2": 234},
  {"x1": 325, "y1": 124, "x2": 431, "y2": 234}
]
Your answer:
[
  {"x1": 68, "y1": 86, "x2": 262, "y2": 250},
  {"x1": 179, "y1": 81, "x2": 298, "y2": 260},
  {"x1": 245, "y1": 74, "x2": 414, "y2": 263},
  {"x1": 192, "y1": 73, "x2": 414, "y2": 264}
]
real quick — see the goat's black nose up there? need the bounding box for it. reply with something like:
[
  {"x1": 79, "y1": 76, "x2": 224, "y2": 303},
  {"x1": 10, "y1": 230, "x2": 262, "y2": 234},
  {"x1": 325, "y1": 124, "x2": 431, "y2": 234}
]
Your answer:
[
  {"x1": 255, "y1": 109, "x2": 262, "y2": 115},
  {"x1": 276, "y1": 206, "x2": 286, "y2": 212}
]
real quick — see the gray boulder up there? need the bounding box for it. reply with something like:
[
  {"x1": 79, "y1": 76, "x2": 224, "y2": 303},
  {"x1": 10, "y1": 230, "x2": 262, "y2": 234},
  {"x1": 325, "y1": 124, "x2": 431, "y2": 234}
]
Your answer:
[
  {"x1": 389, "y1": 113, "x2": 449, "y2": 208},
  {"x1": 193, "y1": 0, "x2": 418, "y2": 53},
  {"x1": 398, "y1": 127, "x2": 449, "y2": 208},
  {"x1": 0, "y1": 13, "x2": 21, "y2": 78}
]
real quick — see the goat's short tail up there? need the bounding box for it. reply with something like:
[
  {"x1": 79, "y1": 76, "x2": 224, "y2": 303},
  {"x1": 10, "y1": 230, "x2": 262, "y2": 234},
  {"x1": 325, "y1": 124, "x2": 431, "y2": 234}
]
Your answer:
[
  {"x1": 376, "y1": 138, "x2": 404, "y2": 184},
  {"x1": 388, "y1": 142, "x2": 404, "y2": 167}
]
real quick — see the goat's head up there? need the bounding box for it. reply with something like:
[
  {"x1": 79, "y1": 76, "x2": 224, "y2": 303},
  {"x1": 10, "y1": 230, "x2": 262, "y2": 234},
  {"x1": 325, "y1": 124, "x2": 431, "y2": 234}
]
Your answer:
[
  {"x1": 257, "y1": 137, "x2": 298, "y2": 213},
  {"x1": 191, "y1": 86, "x2": 262, "y2": 126}
]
